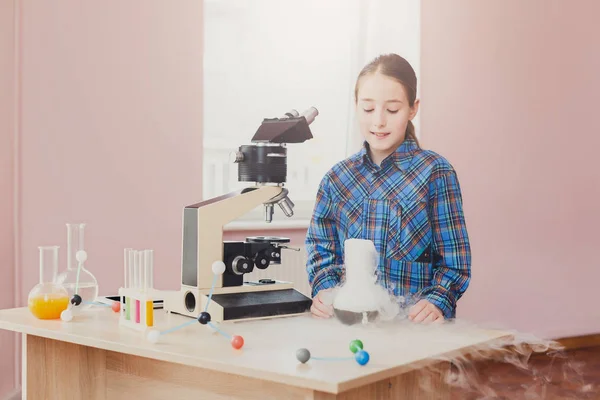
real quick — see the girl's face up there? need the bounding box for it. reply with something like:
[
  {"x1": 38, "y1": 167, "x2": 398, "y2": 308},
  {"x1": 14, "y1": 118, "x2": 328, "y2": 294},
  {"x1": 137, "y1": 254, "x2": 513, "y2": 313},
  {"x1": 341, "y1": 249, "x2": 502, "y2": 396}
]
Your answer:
[{"x1": 356, "y1": 73, "x2": 419, "y2": 164}]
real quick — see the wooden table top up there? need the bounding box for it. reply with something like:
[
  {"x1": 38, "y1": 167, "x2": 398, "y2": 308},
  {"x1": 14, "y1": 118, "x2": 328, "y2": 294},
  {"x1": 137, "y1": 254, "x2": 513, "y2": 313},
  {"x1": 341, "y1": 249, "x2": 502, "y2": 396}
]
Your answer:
[{"x1": 0, "y1": 306, "x2": 510, "y2": 394}]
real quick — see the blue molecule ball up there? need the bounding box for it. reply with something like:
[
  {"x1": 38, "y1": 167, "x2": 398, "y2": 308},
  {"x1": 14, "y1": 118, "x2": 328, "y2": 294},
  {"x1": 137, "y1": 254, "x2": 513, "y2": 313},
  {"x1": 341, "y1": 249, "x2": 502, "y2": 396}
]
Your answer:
[{"x1": 355, "y1": 350, "x2": 370, "y2": 366}]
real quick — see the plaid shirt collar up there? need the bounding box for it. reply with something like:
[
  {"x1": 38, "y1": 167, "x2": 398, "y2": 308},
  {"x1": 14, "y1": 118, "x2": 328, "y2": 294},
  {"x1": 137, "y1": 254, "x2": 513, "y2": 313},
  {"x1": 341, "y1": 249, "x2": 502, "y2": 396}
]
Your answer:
[{"x1": 354, "y1": 138, "x2": 419, "y2": 172}]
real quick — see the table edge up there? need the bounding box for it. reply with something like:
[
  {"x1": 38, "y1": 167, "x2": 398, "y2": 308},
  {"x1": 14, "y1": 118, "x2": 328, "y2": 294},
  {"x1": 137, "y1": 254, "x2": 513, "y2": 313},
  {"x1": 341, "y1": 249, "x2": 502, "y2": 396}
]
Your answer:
[
  {"x1": 0, "y1": 309, "x2": 513, "y2": 395},
  {"x1": 0, "y1": 319, "x2": 342, "y2": 394}
]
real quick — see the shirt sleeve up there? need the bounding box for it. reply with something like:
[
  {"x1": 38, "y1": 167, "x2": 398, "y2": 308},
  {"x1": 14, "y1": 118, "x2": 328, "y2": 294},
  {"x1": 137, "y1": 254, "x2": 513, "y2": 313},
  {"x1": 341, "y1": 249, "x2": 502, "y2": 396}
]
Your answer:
[
  {"x1": 422, "y1": 169, "x2": 471, "y2": 319},
  {"x1": 305, "y1": 174, "x2": 345, "y2": 298}
]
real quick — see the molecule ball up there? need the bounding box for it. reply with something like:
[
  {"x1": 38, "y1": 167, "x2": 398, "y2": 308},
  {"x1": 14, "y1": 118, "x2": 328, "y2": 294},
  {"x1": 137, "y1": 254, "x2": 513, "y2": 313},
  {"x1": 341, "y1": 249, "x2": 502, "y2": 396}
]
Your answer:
[
  {"x1": 212, "y1": 261, "x2": 226, "y2": 275},
  {"x1": 231, "y1": 335, "x2": 244, "y2": 350},
  {"x1": 198, "y1": 311, "x2": 211, "y2": 325},
  {"x1": 349, "y1": 339, "x2": 363, "y2": 354},
  {"x1": 111, "y1": 301, "x2": 121, "y2": 313},
  {"x1": 296, "y1": 348, "x2": 311, "y2": 364},
  {"x1": 71, "y1": 294, "x2": 82, "y2": 306},
  {"x1": 75, "y1": 250, "x2": 88, "y2": 262},
  {"x1": 355, "y1": 350, "x2": 370, "y2": 366},
  {"x1": 60, "y1": 309, "x2": 73, "y2": 322},
  {"x1": 147, "y1": 330, "x2": 161, "y2": 344}
]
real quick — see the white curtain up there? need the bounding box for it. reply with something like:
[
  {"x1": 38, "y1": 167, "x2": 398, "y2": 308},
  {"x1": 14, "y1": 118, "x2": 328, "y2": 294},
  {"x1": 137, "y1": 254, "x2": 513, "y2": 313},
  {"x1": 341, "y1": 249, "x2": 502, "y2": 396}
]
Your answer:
[
  {"x1": 203, "y1": 0, "x2": 420, "y2": 221},
  {"x1": 344, "y1": 0, "x2": 421, "y2": 156}
]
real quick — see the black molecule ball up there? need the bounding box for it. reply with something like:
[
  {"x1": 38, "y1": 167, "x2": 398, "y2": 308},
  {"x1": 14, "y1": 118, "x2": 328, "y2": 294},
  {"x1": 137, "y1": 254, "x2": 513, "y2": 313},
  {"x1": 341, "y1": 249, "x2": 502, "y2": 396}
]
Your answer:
[
  {"x1": 198, "y1": 311, "x2": 211, "y2": 325},
  {"x1": 71, "y1": 294, "x2": 82, "y2": 306},
  {"x1": 296, "y1": 348, "x2": 311, "y2": 364}
]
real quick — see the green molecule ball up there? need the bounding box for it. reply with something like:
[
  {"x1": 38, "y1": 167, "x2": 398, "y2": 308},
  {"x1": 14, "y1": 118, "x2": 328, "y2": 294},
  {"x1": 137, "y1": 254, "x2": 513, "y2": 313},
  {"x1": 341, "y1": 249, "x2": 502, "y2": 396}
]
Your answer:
[{"x1": 349, "y1": 339, "x2": 363, "y2": 354}]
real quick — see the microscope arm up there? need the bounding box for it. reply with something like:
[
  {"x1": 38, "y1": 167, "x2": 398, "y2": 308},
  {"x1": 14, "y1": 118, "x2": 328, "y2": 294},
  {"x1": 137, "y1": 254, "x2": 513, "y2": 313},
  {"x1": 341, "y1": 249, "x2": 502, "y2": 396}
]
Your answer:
[{"x1": 187, "y1": 186, "x2": 284, "y2": 289}]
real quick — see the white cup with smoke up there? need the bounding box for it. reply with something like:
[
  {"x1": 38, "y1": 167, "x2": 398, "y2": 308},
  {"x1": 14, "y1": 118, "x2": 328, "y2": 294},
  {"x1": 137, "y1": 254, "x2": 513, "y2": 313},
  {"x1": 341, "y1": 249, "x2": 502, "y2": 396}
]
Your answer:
[{"x1": 332, "y1": 238, "x2": 399, "y2": 325}]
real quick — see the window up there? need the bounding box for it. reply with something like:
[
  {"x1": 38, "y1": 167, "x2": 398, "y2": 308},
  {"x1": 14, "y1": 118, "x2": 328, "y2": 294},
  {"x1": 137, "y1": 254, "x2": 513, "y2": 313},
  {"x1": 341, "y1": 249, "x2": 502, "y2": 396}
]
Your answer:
[{"x1": 202, "y1": 0, "x2": 420, "y2": 226}]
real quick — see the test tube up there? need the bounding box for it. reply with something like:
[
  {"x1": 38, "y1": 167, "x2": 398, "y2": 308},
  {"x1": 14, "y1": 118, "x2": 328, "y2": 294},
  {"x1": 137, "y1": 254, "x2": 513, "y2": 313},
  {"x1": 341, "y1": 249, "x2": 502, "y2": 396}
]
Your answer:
[
  {"x1": 138, "y1": 250, "x2": 143, "y2": 290},
  {"x1": 122, "y1": 248, "x2": 130, "y2": 321},
  {"x1": 135, "y1": 299, "x2": 141, "y2": 323},
  {"x1": 138, "y1": 250, "x2": 144, "y2": 290},
  {"x1": 143, "y1": 250, "x2": 148, "y2": 291},
  {"x1": 147, "y1": 250, "x2": 154, "y2": 290},
  {"x1": 145, "y1": 249, "x2": 154, "y2": 326},
  {"x1": 123, "y1": 248, "x2": 132, "y2": 289},
  {"x1": 142, "y1": 250, "x2": 154, "y2": 291},
  {"x1": 134, "y1": 250, "x2": 140, "y2": 290},
  {"x1": 140, "y1": 250, "x2": 146, "y2": 291},
  {"x1": 146, "y1": 302, "x2": 153, "y2": 327},
  {"x1": 128, "y1": 250, "x2": 134, "y2": 290}
]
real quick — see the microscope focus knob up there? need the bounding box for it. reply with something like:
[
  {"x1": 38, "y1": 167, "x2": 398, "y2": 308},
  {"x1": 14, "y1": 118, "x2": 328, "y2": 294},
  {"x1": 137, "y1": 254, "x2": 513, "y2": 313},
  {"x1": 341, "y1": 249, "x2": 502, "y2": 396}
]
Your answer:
[
  {"x1": 254, "y1": 251, "x2": 271, "y2": 270},
  {"x1": 232, "y1": 256, "x2": 254, "y2": 275}
]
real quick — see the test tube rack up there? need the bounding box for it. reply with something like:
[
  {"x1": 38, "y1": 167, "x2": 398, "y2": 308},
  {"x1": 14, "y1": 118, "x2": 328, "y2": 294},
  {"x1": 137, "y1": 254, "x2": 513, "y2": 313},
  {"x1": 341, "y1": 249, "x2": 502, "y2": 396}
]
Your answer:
[{"x1": 119, "y1": 248, "x2": 156, "y2": 332}]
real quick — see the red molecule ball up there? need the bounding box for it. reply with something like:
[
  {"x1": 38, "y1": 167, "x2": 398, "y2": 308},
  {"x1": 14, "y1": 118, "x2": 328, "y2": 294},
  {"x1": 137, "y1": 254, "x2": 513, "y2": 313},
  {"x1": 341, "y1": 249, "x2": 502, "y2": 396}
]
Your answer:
[
  {"x1": 231, "y1": 335, "x2": 244, "y2": 350},
  {"x1": 111, "y1": 301, "x2": 121, "y2": 313}
]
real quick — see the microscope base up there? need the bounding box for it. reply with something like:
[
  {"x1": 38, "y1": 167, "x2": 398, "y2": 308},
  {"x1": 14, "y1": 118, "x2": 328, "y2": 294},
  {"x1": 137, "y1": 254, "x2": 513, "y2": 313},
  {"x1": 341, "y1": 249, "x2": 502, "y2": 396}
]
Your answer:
[
  {"x1": 161, "y1": 285, "x2": 312, "y2": 322},
  {"x1": 211, "y1": 289, "x2": 312, "y2": 321}
]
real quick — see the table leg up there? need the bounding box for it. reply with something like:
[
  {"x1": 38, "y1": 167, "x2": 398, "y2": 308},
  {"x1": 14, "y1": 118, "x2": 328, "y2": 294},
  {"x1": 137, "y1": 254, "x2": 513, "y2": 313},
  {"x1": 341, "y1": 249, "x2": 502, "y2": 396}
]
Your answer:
[{"x1": 24, "y1": 334, "x2": 107, "y2": 399}]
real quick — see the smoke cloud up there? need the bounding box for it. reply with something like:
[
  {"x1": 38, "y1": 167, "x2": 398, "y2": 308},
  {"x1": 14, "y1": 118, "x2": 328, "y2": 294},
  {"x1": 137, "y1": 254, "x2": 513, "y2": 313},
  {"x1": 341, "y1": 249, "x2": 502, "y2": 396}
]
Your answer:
[{"x1": 311, "y1": 239, "x2": 596, "y2": 398}]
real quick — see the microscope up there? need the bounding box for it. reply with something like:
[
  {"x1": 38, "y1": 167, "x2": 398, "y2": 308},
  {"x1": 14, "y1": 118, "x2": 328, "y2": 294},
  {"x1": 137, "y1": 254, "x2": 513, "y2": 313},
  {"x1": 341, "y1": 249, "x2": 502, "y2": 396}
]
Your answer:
[{"x1": 162, "y1": 108, "x2": 318, "y2": 322}]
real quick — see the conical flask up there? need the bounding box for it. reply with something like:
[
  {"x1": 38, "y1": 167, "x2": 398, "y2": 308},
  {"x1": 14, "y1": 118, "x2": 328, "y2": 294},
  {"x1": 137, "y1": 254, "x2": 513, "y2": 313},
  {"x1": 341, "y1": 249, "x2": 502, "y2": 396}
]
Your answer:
[
  {"x1": 28, "y1": 246, "x2": 70, "y2": 319},
  {"x1": 55, "y1": 223, "x2": 99, "y2": 309}
]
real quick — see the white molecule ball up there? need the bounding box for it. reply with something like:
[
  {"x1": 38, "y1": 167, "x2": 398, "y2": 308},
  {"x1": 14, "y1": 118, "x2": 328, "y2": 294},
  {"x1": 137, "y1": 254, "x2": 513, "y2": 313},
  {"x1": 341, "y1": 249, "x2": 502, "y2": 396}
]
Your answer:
[
  {"x1": 212, "y1": 261, "x2": 226, "y2": 275},
  {"x1": 147, "y1": 330, "x2": 161, "y2": 344},
  {"x1": 61, "y1": 309, "x2": 73, "y2": 322},
  {"x1": 75, "y1": 250, "x2": 88, "y2": 262}
]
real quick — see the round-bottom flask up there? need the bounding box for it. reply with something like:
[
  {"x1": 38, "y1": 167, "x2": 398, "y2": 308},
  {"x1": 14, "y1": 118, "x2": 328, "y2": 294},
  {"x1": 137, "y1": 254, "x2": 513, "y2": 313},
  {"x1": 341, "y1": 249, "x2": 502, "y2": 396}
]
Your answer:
[{"x1": 28, "y1": 246, "x2": 70, "y2": 319}]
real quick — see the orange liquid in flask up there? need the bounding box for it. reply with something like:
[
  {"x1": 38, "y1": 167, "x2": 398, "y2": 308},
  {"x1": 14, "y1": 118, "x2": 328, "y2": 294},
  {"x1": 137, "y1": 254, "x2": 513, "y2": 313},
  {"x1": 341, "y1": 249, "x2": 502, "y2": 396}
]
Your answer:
[{"x1": 28, "y1": 293, "x2": 69, "y2": 319}]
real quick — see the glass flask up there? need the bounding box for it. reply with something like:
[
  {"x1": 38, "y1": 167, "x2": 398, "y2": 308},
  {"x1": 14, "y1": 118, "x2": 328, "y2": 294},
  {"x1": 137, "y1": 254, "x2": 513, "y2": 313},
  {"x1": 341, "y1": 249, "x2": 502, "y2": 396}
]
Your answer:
[
  {"x1": 55, "y1": 223, "x2": 99, "y2": 309},
  {"x1": 28, "y1": 246, "x2": 70, "y2": 319}
]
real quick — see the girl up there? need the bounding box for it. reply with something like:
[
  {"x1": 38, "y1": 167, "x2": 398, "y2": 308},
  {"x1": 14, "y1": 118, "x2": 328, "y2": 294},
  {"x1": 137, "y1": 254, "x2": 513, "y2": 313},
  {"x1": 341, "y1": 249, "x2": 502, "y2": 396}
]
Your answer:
[{"x1": 305, "y1": 53, "x2": 471, "y2": 323}]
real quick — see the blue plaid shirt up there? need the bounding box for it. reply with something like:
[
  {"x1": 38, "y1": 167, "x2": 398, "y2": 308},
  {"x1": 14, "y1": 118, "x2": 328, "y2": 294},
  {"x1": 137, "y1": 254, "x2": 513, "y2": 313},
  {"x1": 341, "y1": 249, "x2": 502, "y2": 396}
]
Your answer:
[{"x1": 305, "y1": 139, "x2": 471, "y2": 318}]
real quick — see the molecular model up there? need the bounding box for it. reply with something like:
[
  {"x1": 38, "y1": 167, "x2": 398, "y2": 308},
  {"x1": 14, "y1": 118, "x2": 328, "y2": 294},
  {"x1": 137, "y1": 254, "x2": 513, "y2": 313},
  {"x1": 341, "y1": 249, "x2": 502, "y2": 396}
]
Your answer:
[
  {"x1": 296, "y1": 339, "x2": 370, "y2": 366},
  {"x1": 142, "y1": 260, "x2": 370, "y2": 366},
  {"x1": 145, "y1": 261, "x2": 244, "y2": 350},
  {"x1": 60, "y1": 250, "x2": 120, "y2": 322}
]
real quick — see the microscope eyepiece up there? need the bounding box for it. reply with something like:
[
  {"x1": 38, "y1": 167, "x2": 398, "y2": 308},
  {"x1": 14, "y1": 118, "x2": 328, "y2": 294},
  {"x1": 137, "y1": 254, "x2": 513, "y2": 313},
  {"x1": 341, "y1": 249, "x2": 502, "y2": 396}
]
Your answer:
[
  {"x1": 300, "y1": 107, "x2": 319, "y2": 125},
  {"x1": 282, "y1": 109, "x2": 299, "y2": 119}
]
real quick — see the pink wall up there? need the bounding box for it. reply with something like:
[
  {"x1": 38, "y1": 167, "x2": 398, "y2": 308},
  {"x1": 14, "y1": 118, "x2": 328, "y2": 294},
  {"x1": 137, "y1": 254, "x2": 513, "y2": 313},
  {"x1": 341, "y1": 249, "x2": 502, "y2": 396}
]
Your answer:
[
  {"x1": 18, "y1": 1, "x2": 204, "y2": 304},
  {"x1": 0, "y1": 0, "x2": 17, "y2": 397},
  {"x1": 421, "y1": 0, "x2": 600, "y2": 338}
]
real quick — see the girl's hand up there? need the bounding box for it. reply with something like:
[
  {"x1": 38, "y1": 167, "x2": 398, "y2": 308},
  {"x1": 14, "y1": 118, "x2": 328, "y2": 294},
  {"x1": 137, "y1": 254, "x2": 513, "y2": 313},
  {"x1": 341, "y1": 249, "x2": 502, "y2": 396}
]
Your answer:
[
  {"x1": 310, "y1": 288, "x2": 334, "y2": 318},
  {"x1": 408, "y1": 299, "x2": 444, "y2": 323}
]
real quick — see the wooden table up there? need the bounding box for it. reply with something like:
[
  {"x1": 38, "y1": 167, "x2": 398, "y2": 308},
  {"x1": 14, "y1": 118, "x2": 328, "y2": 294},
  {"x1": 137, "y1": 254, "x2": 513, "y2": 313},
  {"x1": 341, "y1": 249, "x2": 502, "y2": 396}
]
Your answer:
[{"x1": 0, "y1": 306, "x2": 510, "y2": 399}]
